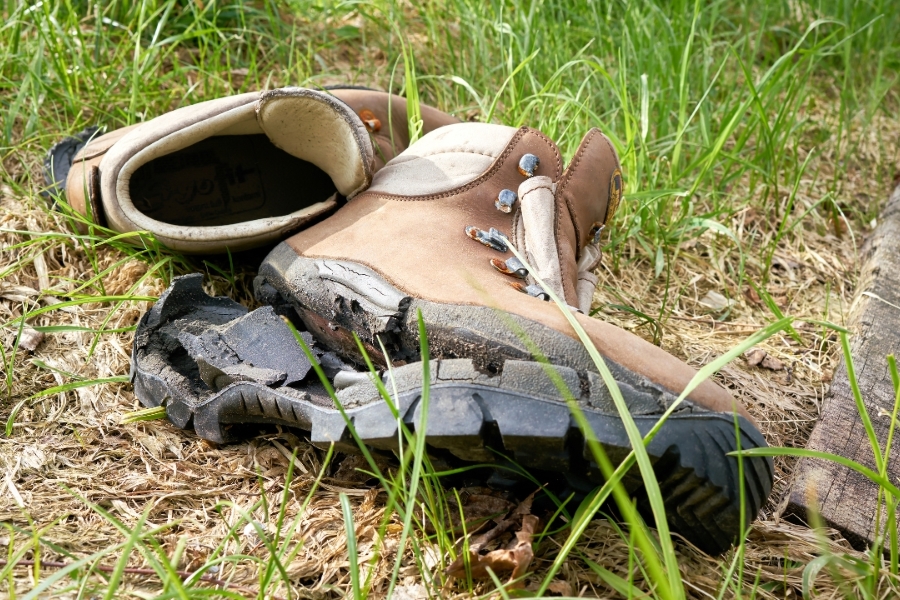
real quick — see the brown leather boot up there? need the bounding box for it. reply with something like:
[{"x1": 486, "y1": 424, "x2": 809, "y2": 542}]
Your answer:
[
  {"x1": 43, "y1": 87, "x2": 458, "y2": 253},
  {"x1": 253, "y1": 122, "x2": 773, "y2": 553}
]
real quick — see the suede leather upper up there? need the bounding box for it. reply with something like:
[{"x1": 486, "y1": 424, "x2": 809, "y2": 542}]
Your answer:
[{"x1": 326, "y1": 89, "x2": 460, "y2": 170}]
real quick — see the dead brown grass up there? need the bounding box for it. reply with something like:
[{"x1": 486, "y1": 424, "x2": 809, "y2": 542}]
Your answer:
[{"x1": 2, "y1": 81, "x2": 900, "y2": 600}]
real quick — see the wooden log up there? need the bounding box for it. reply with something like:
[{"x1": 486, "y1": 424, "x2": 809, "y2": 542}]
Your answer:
[{"x1": 787, "y1": 184, "x2": 900, "y2": 549}]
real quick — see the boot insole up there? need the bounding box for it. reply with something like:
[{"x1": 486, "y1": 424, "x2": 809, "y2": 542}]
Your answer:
[{"x1": 129, "y1": 134, "x2": 336, "y2": 227}]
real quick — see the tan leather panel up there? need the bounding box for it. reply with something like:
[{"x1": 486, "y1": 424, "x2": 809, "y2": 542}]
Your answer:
[
  {"x1": 65, "y1": 125, "x2": 141, "y2": 222},
  {"x1": 555, "y1": 198, "x2": 579, "y2": 305},
  {"x1": 556, "y1": 128, "x2": 621, "y2": 253},
  {"x1": 285, "y1": 126, "x2": 746, "y2": 420}
]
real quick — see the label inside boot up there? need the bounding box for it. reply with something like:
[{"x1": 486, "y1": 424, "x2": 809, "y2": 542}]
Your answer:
[{"x1": 130, "y1": 134, "x2": 337, "y2": 227}]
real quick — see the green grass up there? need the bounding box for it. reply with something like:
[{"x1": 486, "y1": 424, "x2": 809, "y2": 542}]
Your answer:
[{"x1": 1, "y1": 0, "x2": 899, "y2": 597}]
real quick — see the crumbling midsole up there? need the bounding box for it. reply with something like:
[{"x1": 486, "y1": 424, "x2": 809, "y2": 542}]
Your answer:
[{"x1": 255, "y1": 242, "x2": 693, "y2": 417}]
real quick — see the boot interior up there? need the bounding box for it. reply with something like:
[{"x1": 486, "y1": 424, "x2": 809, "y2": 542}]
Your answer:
[{"x1": 129, "y1": 135, "x2": 337, "y2": 227}]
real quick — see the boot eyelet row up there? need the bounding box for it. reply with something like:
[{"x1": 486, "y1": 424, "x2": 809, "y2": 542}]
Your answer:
[{"x1": 464, "y1": 153, "x2": 552, "y2": 300}]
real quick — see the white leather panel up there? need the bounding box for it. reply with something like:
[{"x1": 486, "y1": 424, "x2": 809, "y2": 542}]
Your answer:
[{"x1": 366, "y1": 122, "x2": 518, "y2": 196}]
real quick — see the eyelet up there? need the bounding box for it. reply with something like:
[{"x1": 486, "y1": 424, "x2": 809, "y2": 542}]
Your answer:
[
  {"x1": 490, "y1": 256, "x2": 527, "y2": 278},
  {"x1": 517, "y1": 154, "x2": 539, "y2": 177},
  {"x1": 465, "y1": 226, "x2": 509, "y2": 252},
  {"x1": 510, "y1": 282, "x2": 550, "y2": 300},
  {"x1": 495, "y1": 189, "x2": 517, "y2": 213}
]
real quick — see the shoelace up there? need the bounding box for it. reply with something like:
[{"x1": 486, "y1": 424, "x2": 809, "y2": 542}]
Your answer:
[{"x1": 465, "y1": 153, "x2": 603, "y2": 313}]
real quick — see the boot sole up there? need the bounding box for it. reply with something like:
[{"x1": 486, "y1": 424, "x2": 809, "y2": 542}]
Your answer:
[
  {"x1": 135, "y1": 335, "x2": 771, "y2": 556},
  {"x1": 249, "y1": 244, "x2": 775, "y2": 554}
]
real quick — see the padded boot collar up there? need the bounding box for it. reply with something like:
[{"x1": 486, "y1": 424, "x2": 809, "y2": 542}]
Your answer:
[
  {"x1": 256, "y1": 88, "x2": 373, "y2": 199},
  {"x1": 96, "y1": 88, "x2": 374, "y2": 254}
]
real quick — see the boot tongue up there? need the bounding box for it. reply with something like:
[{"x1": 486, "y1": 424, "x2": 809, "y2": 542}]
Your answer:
[
  {"x1": 514, "y1": 176, "x2": 567, "y2": 301},
  {"x1": 256, "y1": 88, "x2": 375, "y2": 199},
  {"x1": 512, "y1": 128, "x2": 622, "y2": 312},
  {"x1": 556, "y1": 128, "x2": 623, "y2": 256}
]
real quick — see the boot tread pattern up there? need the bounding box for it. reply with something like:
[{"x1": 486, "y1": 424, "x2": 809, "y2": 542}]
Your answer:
[{"x1": 134, "y1": 347, "x2": 773, "y2": 555}]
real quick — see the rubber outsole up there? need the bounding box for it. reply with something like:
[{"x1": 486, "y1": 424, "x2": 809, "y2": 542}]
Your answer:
[
  {"x1": 134, "y1": 273, "x2": 774, "y2": 555},
  {"x1": 135, "y1": 346, "x2": 772, "y2": 556}
]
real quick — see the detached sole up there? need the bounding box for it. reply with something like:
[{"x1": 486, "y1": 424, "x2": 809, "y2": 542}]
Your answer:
[{"x1": 329, "y1": 359, "x2": 771, "y2": 556}]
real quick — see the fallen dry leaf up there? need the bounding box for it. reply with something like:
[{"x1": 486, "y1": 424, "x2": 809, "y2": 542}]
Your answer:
[
  {"x1": 744, "y1": 348, "x2": 767, "y2": 366},
  {"x1": 761, "y1": 355, "x2": 784, "y2": 371},
  {"x1": 547, "y1": 579, "x2": 574, "y2": 595},
  {"x1": 744, "y1": 286, "x2": 762, "y2": 305},
  {"x1": 744, "y1": 348, "x2": 784, "y2": 371},
  {"x1": 430, "y1": 487, "x2": 514, "y2": 535},
  {"x1": 445, "y1": 491, "x2": 539, "y2": 587},
  {"x1": 445, "y1": 515, "x2": 538, "y2": 585},
  {"x1": 698, "y1": 290, "x2": 733, "y2": 311},
  {"x1": 19, "y1": 327, "x2": 44, "y2": 352}
]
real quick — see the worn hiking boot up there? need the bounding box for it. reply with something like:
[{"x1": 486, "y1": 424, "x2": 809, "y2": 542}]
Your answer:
[
  {"x1": 43, "y1": 87, "x2": 457, "y2": 253},
  {"x1": 251, "y1": 122, "x2": 773, "y2": 553}
]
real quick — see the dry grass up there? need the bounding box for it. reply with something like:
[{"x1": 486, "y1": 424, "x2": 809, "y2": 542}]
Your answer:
[
  {"x1": 1, "y1": 90, "x2": 898, "y2": 598},
  {"x1": 2, "y1": 0, "x2": 900, "y2": 595}
]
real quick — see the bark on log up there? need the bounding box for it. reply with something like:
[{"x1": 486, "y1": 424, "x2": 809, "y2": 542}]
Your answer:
[{"x1": 787, "y1": 184, "x2": 900, "y2": 549}]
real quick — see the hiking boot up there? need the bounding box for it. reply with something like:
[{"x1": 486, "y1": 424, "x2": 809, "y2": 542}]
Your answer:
[
  {"x1": 252, "y1": 122, "x2": 774, "y2": 553},
  {"x1": 43, "y1": 87, "x2": 457, "y2": 254}
]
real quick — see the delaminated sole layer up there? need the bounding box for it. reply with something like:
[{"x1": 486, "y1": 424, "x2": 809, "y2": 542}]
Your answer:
[{"x1": 135, "y1": 270, "x2": 773, "y2": 554}]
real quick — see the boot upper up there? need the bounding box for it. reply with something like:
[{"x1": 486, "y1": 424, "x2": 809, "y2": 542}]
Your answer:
[
  {"x1": 325, "y1": 88, "x2": 460, "y2": 170},
  {"x1": 282, "y1": 122, "x2": 748, "y2": 420}
]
